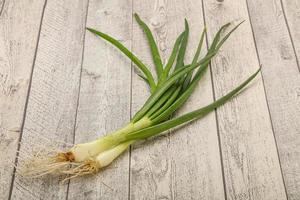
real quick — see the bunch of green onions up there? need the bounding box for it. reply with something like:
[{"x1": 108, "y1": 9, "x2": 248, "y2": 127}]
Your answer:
[{"x1": 22, "y1": 14, "x2": 260, "y2": 178}]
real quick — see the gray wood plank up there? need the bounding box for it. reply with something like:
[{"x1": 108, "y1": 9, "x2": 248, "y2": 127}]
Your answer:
[
  {"x1": 0, "y1": 0, "x2": 45, "y2": 199},
  {"x1": 67, "y1": 0, "x2": 132, "y2": 199},
  {"x1": 130, "y1": 0, "x2": 225, "y2": 199},
  {"x1": 10, "y1": 0, "x2": 88, "y2": 199},
  {"x1": 246, "y1": 0, "x2": 300, "y2": 199},
  {"x1": 0, "y1": 0, "x2": 4, "y2": 15},
  {"x1": 202, "y1": 0, "x2": 287, "y2": 199},
  {"x1": 281, "y1": 0, "x2": 300, "y2": 70}
]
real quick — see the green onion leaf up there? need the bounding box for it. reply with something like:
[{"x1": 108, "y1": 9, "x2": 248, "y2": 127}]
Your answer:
[
  {"x1": 153, "y1": 22, "x2": 243, "y2": 122},
  {"x1": 86, "y1": 27, "x2": 156, "y2": 93},
  {"x1": 215, "y1": 21, "x2": 244, "y2": 51},
  {"x1": 174, "y1": 19, "x2": 189, "y2": 70},
  {"x1": 132, "y1": 51, "x2": 217, "y2": 123},
  {"x1": 158, "y1": 31, "x2": 185, "y2": 85},
  {"x1": 124, "y1": 68, "x2": 261, "y2": 141},
  {"x1": 145, "y1": 85, "x2": 177, "y2": 117},
  {"x1": 182, "y1": 27, "x2": 207, "y2": 92},
  {"x1": 150, "y1": 86, "x2": 182, "y2": 119},
  {"x1": 137, "y1": 73, "x2": 150, "y2": 85},
  {"x1": 208, "y1": 23, "x2": 230, "y2": 53},
  {"x1": 134, "y1": 13, "x2": 164, "y2": 78},
  {"x1": 150, "y1": 60, "x2": 210, "y2": 123}
]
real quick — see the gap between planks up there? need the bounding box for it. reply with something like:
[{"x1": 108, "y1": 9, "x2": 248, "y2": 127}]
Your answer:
[{"x1": 245, "y1": 0, "x2": 288, "y2": 199}]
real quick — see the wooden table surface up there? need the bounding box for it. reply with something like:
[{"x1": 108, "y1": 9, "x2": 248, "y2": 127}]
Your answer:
[{"x1": 0, "y1": 0, "x2": 299, "y2": 199}]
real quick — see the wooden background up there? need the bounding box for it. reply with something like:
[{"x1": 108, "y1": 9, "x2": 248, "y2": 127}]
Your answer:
[{"x1": 0, "y1": 0, "x2": 299, "y2": 199}]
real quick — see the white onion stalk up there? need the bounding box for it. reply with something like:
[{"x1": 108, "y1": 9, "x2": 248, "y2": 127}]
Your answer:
[
  {"x1": 62, "y1": 141, "x2": 134, "y2": 178},
  {"x1": 69, "y1": 117, "x2": 151, "y2": 162},
  {"x1": 19, "y1": 117, "x2": 151, "y2": 178}
]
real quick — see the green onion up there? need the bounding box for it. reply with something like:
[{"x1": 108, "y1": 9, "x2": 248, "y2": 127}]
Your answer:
[{"x1": 21, "y1": 15, "x2": 260, "y2": 180}]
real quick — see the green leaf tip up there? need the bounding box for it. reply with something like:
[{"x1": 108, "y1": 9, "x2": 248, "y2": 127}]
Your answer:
[
  {"x1": 174, "y1": 19, "x2": 189, "y2": 71},
  {"x1": 134, "y1": 13, "x2": 164, "y2": 79},
  {"x1": 184, "y1": 18, "x2": 189, "y2": 26}
]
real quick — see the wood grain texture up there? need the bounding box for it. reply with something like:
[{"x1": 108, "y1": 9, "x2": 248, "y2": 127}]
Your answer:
[
  {"x1": 0, "y1": 0, "x2": 45, "y2": 199},
  {"x1": 202, "y1": 0, "x2": 287, "y2": 199},
  {"x1": 0, "y1": 0, "x2": 4, "y2": 15},
  {"x1": 67, "y1": 0, "x2": 132, "y2": 199},
  {"x1": 281, "y1": 0, "x2": 300, "y2": 70},
  {"x1": 1, "y1": 0, "x2": 298, "y2": 199},
  {"x1": 130, "y1": 0, "x2": 225, "y2": 199},
  {"x1": 246, "y1": 0, "x2": 300, "y2": 199},
  {"x1": 9, "y1": 0, "x2": 88, "y2": 199}
]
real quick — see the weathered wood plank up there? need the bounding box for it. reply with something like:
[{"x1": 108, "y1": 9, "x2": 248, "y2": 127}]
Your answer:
[
  {"x1": 202, "y1": 0, "x2": 287, "y2": 199},
  {"x1": 0, "y1": 0, "x2": 45, "y2": 199},
  {"x1": 281, "y1": 0, "x2": 300, "y2": 70},
  {"x1": 10, "y1": 0, "x2": 88, "y2": 199},
  {"x1": 0, "y1": 0, "x2": 4, "y2": 15},
  {"x1": 67, "y1": 0, "x2": 132, "y2": 199},
  {"x1": 130, "y1": 0, "x2": 225, "y2": 199},
  {"x1": 246, "y1": 0, "x2": 300, "y2": 199}
]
